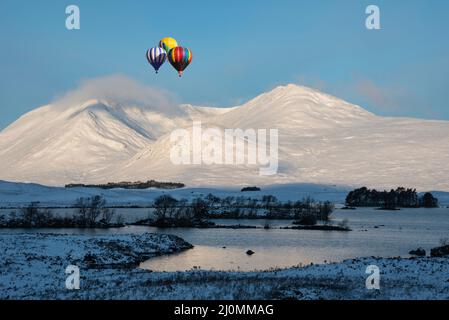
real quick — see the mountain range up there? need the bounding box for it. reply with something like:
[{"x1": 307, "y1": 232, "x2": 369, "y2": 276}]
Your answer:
[{"x1": 1, "y1": 82, "x2": 448, "y2": 191}]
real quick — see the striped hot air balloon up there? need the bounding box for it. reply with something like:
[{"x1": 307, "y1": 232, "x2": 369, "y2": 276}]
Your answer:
[
  {"x1": 159, "y1": 37, "x2": 178, "y2": 55},
  {"x1": 146, "y1": 47, "x2": 167, "y2": 73},
  {"x1": 167, "y1": 47, "x2": 192, "y2": 77}
]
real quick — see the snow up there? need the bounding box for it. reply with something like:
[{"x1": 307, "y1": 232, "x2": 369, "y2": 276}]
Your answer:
[
  {"x1": 1, "y1": 232, "x2": 448, "y2": 299},
  {"x1": 0, "y1": 180, "x2": 355, "y2": 207},
  {"x1": 1, "y1": 83, "x2": 449, "y2": 192},
  {"x1": 0, "y1": 232, "x2": 192, "y2": 299}
]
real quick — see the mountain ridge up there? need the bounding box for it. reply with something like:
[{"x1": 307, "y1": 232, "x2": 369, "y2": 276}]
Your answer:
[{"x1": 1, "y1": 82, "x2": 448, "y2": 191}]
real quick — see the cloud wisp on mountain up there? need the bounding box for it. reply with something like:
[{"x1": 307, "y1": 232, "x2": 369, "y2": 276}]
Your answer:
[{"x1": 51, "y1": 74, "x2": 180, "y2": 114}]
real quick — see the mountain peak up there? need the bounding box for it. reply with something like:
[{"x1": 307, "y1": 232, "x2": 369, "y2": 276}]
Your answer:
[
  {"x1": 274, "y1": 83, "x2": 316, "y2": 92},
  {"x1": 76, "y1": 99, "x2": 112, "y2": 111},
  {"x1": 1, "y1": 78, "x2": 449, "y2": 190},
  {"x1": 266, "y1": 83, "x2": 339, "y2": 101},
  {"x1": 234, "y1": 83, "x2": 374, "y2": 123}
]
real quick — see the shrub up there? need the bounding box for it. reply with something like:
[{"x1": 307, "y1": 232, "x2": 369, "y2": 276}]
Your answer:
[
  {"x1": 294, "y1": 214, "x2": 317, "y2": 226},
  {"x1": 74, "y1": 195, "x2": 111, "y2": 227}
]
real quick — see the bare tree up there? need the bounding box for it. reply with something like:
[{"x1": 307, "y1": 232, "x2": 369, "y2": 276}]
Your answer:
[
  {"x1": 153, "y1": 195, "x2": 178, "y2": 221},
  {"x1": 74, "y1": 195, "x2": 108, "y2": 227}
]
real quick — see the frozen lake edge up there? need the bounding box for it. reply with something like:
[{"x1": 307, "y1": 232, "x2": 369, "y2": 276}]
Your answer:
[{"x1": 1, "y1": 232, "x2": 448, "y2": 300}]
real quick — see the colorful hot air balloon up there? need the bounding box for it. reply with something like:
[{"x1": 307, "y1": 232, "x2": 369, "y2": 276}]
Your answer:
[
  {"x1": 167, "y1": 47, "x2": 192, "y2": 77},
  {"x1": 159, "y1": 37, "x2": 178, "y2": 55},
  {"x1": 146, "y1": 47, "x2": 167, "y2": 73}
]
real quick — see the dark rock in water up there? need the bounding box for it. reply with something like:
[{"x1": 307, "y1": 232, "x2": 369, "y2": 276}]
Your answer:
[
  {"x1": 409, "y1": 247, "x2": 426, "y2": 257},
  {"x1": 246, "y1": 250, "x2": 255, "y2": 255},
  {"x1": 430, "y1": 245, "x2": 449, "y2": 257}
]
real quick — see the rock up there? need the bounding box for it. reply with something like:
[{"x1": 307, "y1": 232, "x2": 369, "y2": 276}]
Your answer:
[
  {"x1": 409, "y1": 247, "x2": 426, "y2": 257},
  {"x1": 246, "y1": 250, "x2": 255, "y2": 255},
  {"x1": 430, "y1": 245, "x2": 449, "y2": 257}
]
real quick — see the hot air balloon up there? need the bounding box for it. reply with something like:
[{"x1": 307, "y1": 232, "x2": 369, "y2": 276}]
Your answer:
[
  {"x1": 167, "y1": 46, "x2": 192, "y2": 77},
  {"x1": 159, "y1": 37, "x2": 178, "y2": 55},
  {"x1": 146, "y1": 47, "x2": 167, "y2": 73}
]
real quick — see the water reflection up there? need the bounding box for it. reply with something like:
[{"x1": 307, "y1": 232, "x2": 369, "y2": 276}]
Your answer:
[{"x1": 1, "y1": 208, "x2": 448, "y2": 272}]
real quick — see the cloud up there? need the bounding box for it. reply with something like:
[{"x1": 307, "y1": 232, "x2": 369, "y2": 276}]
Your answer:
[
  {"x1": 351, "y1": 78, "x2": 399, "y2": 110},
  {"x1": 293, "y1": 75, "x2": 327, "y2": 91},
  {"x1": 52, "y1": 74, "x2": 179, "y2": 113},
  {"x1": 291, "y1": 74, "x2": 419, "y2": 116}
]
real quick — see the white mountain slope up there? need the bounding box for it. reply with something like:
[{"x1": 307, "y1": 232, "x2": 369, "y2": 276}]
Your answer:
[
  {"x1": 0, "y1": 98, "x2": 202, "y2": 185},
  {"x1": 1, "y1": 83, "x2": 449, "y2": 191}
]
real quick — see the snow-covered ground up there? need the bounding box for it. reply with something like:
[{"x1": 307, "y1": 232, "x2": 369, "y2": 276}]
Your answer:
[
  {"x1": 1, "y1": 180, "x2": 448, "y2": 208},
  {"x1": 1, "y1": 80, "x2": 449, "y2": 191},
  {"x1": 0, "y1": 232, "x2": 448, "y2": 299},
  {"x1": 0, "y1": 232, "x2": 192, "y2": 299},
  {"x1": 0, "y1": 180, "x2": 352, "y2": 207}
]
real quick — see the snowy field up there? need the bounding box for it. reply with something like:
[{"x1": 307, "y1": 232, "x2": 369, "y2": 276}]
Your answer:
[
  {"x1": 1, "y1": 180, "x2": 449, "y2": 208},
  {"x1": 0, "y1": 232, "x2": 192, "y2": 299},
  {"x1": 0, "y1": 232, "x2": 448, "y2": 299},
  {"x1": 0, "y1": 180, "x2": 352, "y2": 207}
]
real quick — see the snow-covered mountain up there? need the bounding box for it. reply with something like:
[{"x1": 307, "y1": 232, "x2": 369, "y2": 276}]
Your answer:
[{"x1": 1, "y1": 83, "x2": 449, "y2": 191}]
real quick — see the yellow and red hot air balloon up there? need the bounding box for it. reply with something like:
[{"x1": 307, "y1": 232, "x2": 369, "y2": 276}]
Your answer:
[
  {"x1": 167, "y1": 46, "x2": 192, "y2": 77},
  {"x1": 158, "y1": 37, "x2": 178, "y2": 55}
]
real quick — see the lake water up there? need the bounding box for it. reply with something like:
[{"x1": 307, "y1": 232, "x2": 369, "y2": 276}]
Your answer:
[{"x1": 2, "y1": 208, "x2": 448, "y2": 271}]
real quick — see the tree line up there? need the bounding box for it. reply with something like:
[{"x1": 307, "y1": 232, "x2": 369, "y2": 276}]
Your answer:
[
  {"x1": 345, "y1": 187, "x2": 438, "y2": 209},
  {"x1": 0, "y1": 196, "x2": 124, "y2": 228},
  {"x1": 148, "y1": 194, "x2": 335, "y2": 227},
  {"x1": 65, "y1": 180, "x2": 185, "y2": 190}
]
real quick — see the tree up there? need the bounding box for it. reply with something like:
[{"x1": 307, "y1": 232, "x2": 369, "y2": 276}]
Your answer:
[
  {"x1": 294, "y1": 213, "x2": 317, "y2": 226},
  {"x1": 153, "y1": 195, "x2": 178, "y2": 221},
  {"x1": 191, "y1": 197, "x2": 209, "y2": 221},
  {"x1": 100, "y1": 208, "x2": 115, "y2": 224},
  {"x1": 74, "y1": 195, "x2": 108, "y2": 227},
  {"x1": 20, "y1": 202, "x2": 40, "y2": 227},
  {"x1": 75, "y1": 197, "x2": 89, "y2": 225},
  {"x1": 87, "y1": 195, "x2": 106, "y2": 226},
  {"x1": 318, "y1": 201, "x2": 334, "y2": 220},
  {"x1": 20, "y1": 202, "x2": 53, "y2": 227},
  {"x1": 205, "y1": 193, "x2": 220, "y2": 207},
  {"x1": 262, "y1": 195, "x2": 278, "y2": 209},
  {"x1": 420, "y1": 193, "x2": 438, "y2": 208}
]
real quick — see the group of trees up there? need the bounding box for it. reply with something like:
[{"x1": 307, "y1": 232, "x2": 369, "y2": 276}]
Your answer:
[
  {"x1": 345, "y1": 187, "x2": 439, "y2": 209},
  {"x1": 149, "y1": 193, "x2": 335, "y2": 227},
  {"x1": 241, "y1": 186, "x2": 261, "y2": 192},
  {"x1": 65, "y1": 180, "x2": 184, "y2": 190},
  {"x1": 0, "y1": 196, "x2": 123, "y2": 228},
  {"x1": 151, "y1": 195, "x2": 211, "y2": 227},
  {"x1": 205, "y1": 194, "x2": 334, "y2": 221},
  {"x1": 1, "y1": 192, "x2": 336, "y2": 229},
  {"x1": 74, "y1": 195, "x2": 119, "y2": 227},
  {"x1": 16, "y1": 202, "x2": 54, "y2": 227}
]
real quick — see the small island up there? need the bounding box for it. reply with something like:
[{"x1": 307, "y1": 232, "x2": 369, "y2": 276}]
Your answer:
[{"x1": 345, "y1": 187, "x2": 438, "y2": 209}]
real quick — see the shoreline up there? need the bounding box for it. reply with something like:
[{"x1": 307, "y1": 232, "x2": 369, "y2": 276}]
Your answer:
[{"x1": 1, "y1": 232, "x2": 448, "y2": 299}]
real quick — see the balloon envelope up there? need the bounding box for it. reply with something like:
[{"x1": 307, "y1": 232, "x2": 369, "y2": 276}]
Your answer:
[
  {"x1": 159, "y1": 37, "x2": 178, "y2": 55},
  {"x1": 168, "y1": 46, "x2": 192, "y2": 77},
  {"x1": 146, "y1": 47, "x2": 167, "y2": 73}
]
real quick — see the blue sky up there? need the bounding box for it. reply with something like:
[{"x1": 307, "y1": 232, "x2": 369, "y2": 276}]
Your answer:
[{"x1": 0, "y1": 0, "x2": 448, "y2": 129}]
